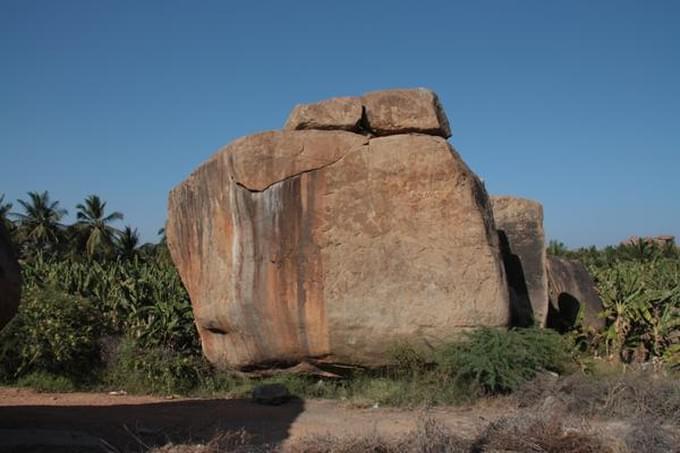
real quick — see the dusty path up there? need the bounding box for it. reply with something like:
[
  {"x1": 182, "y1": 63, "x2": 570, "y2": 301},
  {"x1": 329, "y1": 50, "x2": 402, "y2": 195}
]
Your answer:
[{"x1": 0, "y1": 387, "x2": 507, "y2": 452}]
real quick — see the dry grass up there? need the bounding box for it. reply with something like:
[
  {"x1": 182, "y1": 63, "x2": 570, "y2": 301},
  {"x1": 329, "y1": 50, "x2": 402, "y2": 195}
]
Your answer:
[
  {"x1": 471, "y1": 412, "x2": 610, "y2": 453},
  {"x1": 293, "y1": 417, "x2": 470, "y2": 453},
  {"x1": 151, "y1": 371, "x2": 680, "y2": 453},
  {"x1": 624, "y1": 415, "x2": 680, "y2": 453},
  {"x1": 151, "y1": 428, "x2": 274, "y2": 453},
  {"x1": 293, "y1": 414, "x2": 612, "y2": 453},
  {"x1": 514, "y1": 369, "x2": 680, "y2": 424}
]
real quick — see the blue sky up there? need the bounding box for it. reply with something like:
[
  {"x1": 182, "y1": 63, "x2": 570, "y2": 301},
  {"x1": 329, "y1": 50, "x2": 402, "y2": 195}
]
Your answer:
[{"x1": 1, "y1": 1, "x2": 678, "y2": 247}]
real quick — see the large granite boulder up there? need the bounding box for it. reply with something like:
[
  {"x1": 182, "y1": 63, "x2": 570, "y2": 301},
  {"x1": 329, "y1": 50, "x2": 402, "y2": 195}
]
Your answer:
[
  {"x1": 167, "y1": 88, "x2": 510, "y2": 369},
  {"x1": 545, "y1": 256, "x2": 605, "y2": 332},
  {"x1": 0, "y1": 224, "x2": 21, "y2": 331},
  {"x1": 491, "y1": 196, "x2": 549, "y2": 327}
]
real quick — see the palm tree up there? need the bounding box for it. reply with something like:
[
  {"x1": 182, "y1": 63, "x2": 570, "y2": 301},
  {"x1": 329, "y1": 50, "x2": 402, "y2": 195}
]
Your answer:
[
  {"x1": 75, "y1": 194, "x2": 123, "y2": 258},
  {"x1": 157, "y1": 225, "x2": 166, "y2": 244},
  {"x1": 12, "y1": 191, "x2": 67, "y2": 253},
  {"x1": 117, "y1": 225, "x2": 140, "y2": 259},
  {"x1": 0, "y1": 194, "x2": 13, "y2": 231}
]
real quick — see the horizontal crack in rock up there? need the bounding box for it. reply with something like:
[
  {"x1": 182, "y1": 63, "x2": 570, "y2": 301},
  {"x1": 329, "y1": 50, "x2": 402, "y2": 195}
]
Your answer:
[{"x1": 233, "y1": 143, "x2": 369, "y2": 193}]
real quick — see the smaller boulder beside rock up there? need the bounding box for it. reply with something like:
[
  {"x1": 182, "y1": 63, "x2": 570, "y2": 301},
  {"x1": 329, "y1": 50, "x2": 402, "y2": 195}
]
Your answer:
[
  {"x1": 546, "y1": 256, "x2": 605, "y2": 332},
  {"x1": 491, "y1": 196, "x2": 549, "y2": 328}
]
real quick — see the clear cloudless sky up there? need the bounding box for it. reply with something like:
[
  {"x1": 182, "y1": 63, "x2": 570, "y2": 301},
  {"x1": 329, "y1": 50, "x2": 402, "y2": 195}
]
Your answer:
[{"x1": 1, "y1": 0, "x2": 678, "y2": 247}]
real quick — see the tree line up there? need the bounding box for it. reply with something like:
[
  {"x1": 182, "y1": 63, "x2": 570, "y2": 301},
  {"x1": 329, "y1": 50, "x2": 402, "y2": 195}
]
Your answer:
[{"x1": 0, "y1": 191, "x2": 164, "y2": 261}]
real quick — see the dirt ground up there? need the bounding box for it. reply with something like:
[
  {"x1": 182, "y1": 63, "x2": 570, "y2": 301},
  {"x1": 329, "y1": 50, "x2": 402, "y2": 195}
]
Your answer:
[{"x1": 0, "y1": 386, "x2": 513, "y2": 452}]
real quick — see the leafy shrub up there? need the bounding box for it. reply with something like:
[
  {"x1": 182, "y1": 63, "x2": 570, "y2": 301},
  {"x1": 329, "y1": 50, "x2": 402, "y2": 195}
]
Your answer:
[
  {"x1": 105, "y1": 338, "x2": 208, "y2": 395},
  {"x1": 547, "y1": 240, "x2": 680, "y2": 369},
  {"x1": 591, "y1": 259, "x2": 679, "y2": 363},
  {"x1": 0, "y1": 251, "x2": 203, "y2": 391},
  {"x1": 386, "y1": 342, "x2": 430, "y2": 378},
  {"x1": 0, "y1": 286, "x2": 102, "y2": 380},
  {"x1": 21, "y1": 252, "x2": 199, "y2": 354},
  {"x1": 15, "y1": 371, "x2": 77, "y2": 393},
  {"x1": 436, "y1": 328, "x2": 571, "y2": 394}
]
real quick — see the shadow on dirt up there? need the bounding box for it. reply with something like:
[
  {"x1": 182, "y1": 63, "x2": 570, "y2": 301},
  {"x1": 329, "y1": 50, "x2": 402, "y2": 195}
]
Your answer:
[{"x1": 0, "y1": 396, "x2": 304, "y2": 452}]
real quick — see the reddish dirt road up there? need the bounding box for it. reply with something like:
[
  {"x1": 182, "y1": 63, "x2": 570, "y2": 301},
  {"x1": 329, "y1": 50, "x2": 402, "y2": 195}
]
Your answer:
[{"x1": 0, "y1": 387, "x2": 502, "y2": 452}]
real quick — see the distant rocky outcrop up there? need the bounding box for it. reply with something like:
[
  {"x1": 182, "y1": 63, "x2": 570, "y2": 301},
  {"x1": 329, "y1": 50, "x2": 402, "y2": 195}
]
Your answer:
[
  {"x1": 167, "y1": 88, "x2": 510, "y2": 370},
  {"x1": 621, "y1": 235, "x2": 675, "y2": 248},
  {"x1": 0, "y1": 224, "x2": 21, "y2": 331}
]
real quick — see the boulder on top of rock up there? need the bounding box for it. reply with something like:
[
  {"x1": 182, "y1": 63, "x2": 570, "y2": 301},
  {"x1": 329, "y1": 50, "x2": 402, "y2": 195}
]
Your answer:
[
  {"x1": 491, "y1": 196, "x2": 549, "y2": 327},
  {"x1": 362, "y1": 88, "x2": 451, "y2": 138},
  {"x1": 167, "y1": 89, "x2": 509, "y2": 370},
  {"x1": 0, "y1": 224, "x2": 21, "y2": 331},
  {"x1": 546, "y1": 256, "x2": 605, "y2": 332},
  {"x1": 284, "y1": 96, "x2": 363, "y2": 132}
]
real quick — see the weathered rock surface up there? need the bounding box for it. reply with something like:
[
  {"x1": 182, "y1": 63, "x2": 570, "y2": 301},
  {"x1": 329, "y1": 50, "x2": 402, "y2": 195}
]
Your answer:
[
  {"x1": 167, "y1": 90, "x2": 509, "y2": 369},
  {"x1": 283, "y1": 88, "x2": 452, "y2": 138},
  {"x1": 284, "y1": 97, "x2": 363, "y2": 132},
  {"x1": 362, "y1": 88, "x2": 451, "y2": 138},
  {"x1": 0, "y1": 224, "x2": 21, "y2": 331},
  {"x1": 491, "y1": 196, "x2": 549, "y2": 327},
  {"x1": 546, "y1": 256, "x2": 605, "y2": 332}
]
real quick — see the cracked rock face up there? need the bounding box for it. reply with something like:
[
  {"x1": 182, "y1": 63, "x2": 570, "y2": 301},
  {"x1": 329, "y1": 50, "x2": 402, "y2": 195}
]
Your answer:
[
  {"x1": 0, "y1": 224, "x2": 21, "y2": 331},
  {"x1": 167, "y1": 88, "x2": 509, "y2": 369}
]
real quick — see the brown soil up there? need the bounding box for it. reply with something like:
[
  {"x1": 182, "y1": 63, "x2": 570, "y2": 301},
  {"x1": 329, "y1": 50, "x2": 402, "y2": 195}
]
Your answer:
[{"x1": 0, "y1": 387, "x2": 509, "y2": 452}]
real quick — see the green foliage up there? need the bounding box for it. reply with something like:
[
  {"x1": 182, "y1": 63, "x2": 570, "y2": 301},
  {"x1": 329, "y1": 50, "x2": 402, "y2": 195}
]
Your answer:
[
  {"x1": 117, "y1": 225, "x2": 140, "y2": 259},
  {"x1": 104, "y1": 339, "x2": 208, "y2": 395},
  {"x1": 74, "y1": 194, "x2": 124, "y2": 258},
  {"x1": 591, "y1": 259, "x2": 680, "y2": 362},
  {"x1": 386, "y1": 342, "x2": 430, "y2": 377},
  {"x1": 549, "y1": 239, "x2": 680, "y2": 368},
  {"x1": 15, "y1": 371, "x2": 78, "y2": 393},
  {"x1": 0, "y1": 286, "x2": 101, "y2": 380},
  {"x1": 1, "y1": 248, "x2": 199, "y2": 390},
  {"x1": 435, "y1": 328, "x2": 570, "y2": 394},
  {"x1": 21, "y1": 252, "x2": 199, "y2": 354},
  {"x1": 550, "y1": 239, "x2": 679, "y2": 267},
  {"x1": 12, "y1": 190, "x2": 68, "y2": 255}
]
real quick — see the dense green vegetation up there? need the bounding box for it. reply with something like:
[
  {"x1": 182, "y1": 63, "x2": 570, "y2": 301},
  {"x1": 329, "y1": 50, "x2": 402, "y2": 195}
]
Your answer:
[
  {"x1": 548, "y1": 239, "x2": 680, "y2": 369},
  {"x1": 0, "y1": 191, "x2": 678, "y2": 404}
]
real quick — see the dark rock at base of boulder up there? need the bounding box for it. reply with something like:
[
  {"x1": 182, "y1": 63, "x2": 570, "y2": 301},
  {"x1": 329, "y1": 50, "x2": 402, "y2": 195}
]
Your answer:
[
  {"x1": 0, "y1": 223, "x2": 21, "y2": 331},
  {"x1": 546, "y1": 256, "x2": 605, "y2": 332},
  {"x1": 252, "y1": 384, "x2": 291, "y2": 406}
]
